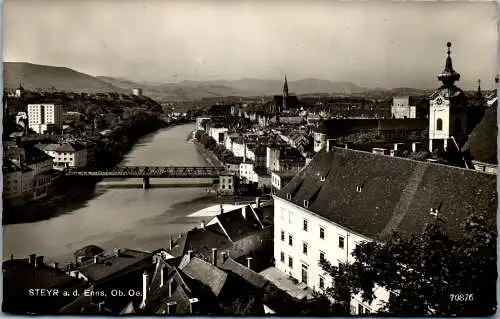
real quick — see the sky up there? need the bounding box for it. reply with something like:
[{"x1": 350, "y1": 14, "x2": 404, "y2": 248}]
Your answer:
[{"x1": 3, "y1": 0, "x2": 498, "y2": 89}]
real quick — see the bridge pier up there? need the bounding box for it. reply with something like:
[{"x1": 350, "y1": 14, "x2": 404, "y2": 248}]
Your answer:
[{"x1": 142, "y1": 177, "x2": 151, "y2": 190}]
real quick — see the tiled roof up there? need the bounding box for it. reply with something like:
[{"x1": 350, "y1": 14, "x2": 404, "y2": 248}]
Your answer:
[
  {"x1": 181, "y1": 257, "x2": 228, "y2": 297},
  {"x1": 219, "y1": 258, "x2": 268, "y2": 289},
  {"x1": 75, "y1": 249, "x2": 152, "y2": 283},
  {"x1": 168, "y1": 224, "x2": 232, "y2": 259},
  {"x1": 41, "y1": 142, "x2": 86, "y2": 153},
  {"x1": 462, "y1": 106, "x2": 497, "y2": 164},
  {"x1": 215, "y1": 207, "x2": 263, "y2": 242},
  {"x1": 24, "y1": 146, "x2": 53, "y2": 165},
  {"x1": 277, "y1": 148, "x2": 496, "y2": 240}
]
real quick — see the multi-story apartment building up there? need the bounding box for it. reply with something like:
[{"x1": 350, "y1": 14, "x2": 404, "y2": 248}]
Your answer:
[
  {"x1": 40, "y1": 142, "x2": 87, "y2": 170},
  {"x1": 273, "y1": 146, "x2": 496, "y2": 314},
  {"x1": 28, "y1": 104, "x2": 63, "y2": 134}
]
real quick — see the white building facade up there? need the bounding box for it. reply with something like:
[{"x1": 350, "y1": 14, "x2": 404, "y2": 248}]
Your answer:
[
  {"x1": 273, "y1": 195, "x2": 389, "y2": 313},
  {"x1": 391, "y1": 96, "x2": 416, "y2": 119}
]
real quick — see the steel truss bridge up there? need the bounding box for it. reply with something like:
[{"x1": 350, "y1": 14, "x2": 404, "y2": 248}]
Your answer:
[{"x1": 65, "y1": 166, "x2": 226, "y2": 189}]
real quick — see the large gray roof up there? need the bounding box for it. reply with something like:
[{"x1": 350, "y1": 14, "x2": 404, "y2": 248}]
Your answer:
[{"x1": 277, "y1": 148, "x2": 496, "y2": 241}]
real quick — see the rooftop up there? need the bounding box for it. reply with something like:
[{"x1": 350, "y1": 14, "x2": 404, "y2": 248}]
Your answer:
[
  {"x1": 259, "y1": 267, "x2": 314, "y2": 301},
  {"x1": 181, "y1": 257, "x2": 228, "y2": 297},
  {"x1": 462, "y1": 105, "x2": 497, "y2": 165},
  {"x1": 276, "y1": 147, "x2": 496, "y2": 241},
  {"x1": 3, "y1": 258, "x2": 84, "y2": 300},
  {"x1": 219, "y1": 258, "x2": 268, "y2": 289},
  {"x1": 75, "y1": 249, "x2": 152, "y2": 282}
]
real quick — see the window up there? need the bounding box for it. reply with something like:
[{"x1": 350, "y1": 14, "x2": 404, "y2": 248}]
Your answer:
[
  {"x1": 280, "y1": 208, "x2": 285, "y2": 220},
  {"x1": 281, "y1": 230, "x2": 285, "y2": 241},
  {"x1": 436, "y1": 118, "x2": 443, "y2": 131},
  {"x1": 228, "y1": 185, "x2": 231, "y2": 189},
  {"x1": 280, "y1": 251, "x2": 285, "y2": 263},
  {"x1": 319, "y1": 251, "x2": 325, "y2": 263},
  {"x1": 301, "y1": 264, "x2": 308, "y2": 284},
  {"x1": 339, "y1": 236, "x2": 345, "y2": 249},
  {"x1": 319, "y1": 276, "x2": 325, "y2": 289},
  {"x1": 319, "y1": 227, "x2": 325, "y2": 239},
  {"x1": 288, "y1": 211, "x2": 293, "y2": 224},
  {"x1": 302, "y1": 242, "x2": 308, "y2": 255},
  {"x1": 303, "y1": 219, "x2": 308, "y2": 232},
  {"x1": 288, "y1": 235, "x2": 293, "y2": 247},
  {"x1": 288, "y1": 256, "x2": 293, "y2": 268}
]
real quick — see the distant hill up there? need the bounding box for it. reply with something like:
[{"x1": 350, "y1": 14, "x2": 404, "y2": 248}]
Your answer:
[
  {"x1": 98, "y1": 76, "x2": 370, "y2": 101},
  {"x1": 4, "y1": 62, "x2": 124, "y2": 93}
]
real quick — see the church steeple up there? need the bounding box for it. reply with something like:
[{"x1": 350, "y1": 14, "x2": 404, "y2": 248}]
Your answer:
[
  {"x1": 475, "y1": 79, "x2": 483, "y2": 99},
  {"x1": 437, "y1": 42, "x2": 461, "y2": 86},
  {"x1": 282, "y1": 75, "x2": 289, "y2": 112},
  {"x1": 283, "y1": 75, "x2": 289, "y2": 96}
]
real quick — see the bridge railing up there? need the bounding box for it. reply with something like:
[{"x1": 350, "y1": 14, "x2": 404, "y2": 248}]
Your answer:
[{"x1": 65, "y1": 166, "x2": 227, "y2": 178}]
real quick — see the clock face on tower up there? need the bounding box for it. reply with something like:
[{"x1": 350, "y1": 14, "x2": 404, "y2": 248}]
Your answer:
[{"x1": 436, "y1": 97, "x2": 443, "y2": 105}]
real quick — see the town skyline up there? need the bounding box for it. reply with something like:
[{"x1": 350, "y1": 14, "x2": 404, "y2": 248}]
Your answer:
[{"x1": 4, "y1": 0, "x2": 498, "y2": 90}]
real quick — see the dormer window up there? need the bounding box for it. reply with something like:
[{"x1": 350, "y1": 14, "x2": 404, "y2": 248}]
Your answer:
[
  {"x1": 320, "y1": 176, "x2": 325, "y2": 182},
  {"x1": 303, "y1": 200, "x2": 309, "y2": 208},
  {"x1": 286, "y1": 193, "x2": 291, "y2": 200},
  {"x1": 356, "y1": 185, "x2": 363, "y2": 192}
]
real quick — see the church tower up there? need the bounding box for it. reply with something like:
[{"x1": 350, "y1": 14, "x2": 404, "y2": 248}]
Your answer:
[
  {"x1": 282, "y1": 75, "x2": 289, "y2": 112},
  {"x1": 428, "y1": 42, "x2": 468, "y2": 152}
]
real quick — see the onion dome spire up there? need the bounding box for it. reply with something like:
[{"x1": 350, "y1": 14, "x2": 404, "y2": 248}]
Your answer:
[{"x1": 438, "y1": 42, "x2": 461, "y2": 85}]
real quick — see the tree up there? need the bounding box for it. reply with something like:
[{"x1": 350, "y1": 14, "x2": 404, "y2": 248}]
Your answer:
[{"x1": 320, "y1": 214, "x2": 497, "y2": 316}]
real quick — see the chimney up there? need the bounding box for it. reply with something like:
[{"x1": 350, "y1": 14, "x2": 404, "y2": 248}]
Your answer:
[
  {"x1": 168, "y1": 279, "x2": 173, "y2": 297},
  {"x1": 212, "y1": 248, "x2": 218, "y2": 267},
  {"x1": 98, "y1": 301, "x2": 105, "y2": 313},
  {"x1": 255, "y1": 197, "x2": 261, "y2": 208},
  {"x1": 141, "y1": 271, "x2": 150, "y2": 308},
  {"x1": 241, "y1": 206, "x2": 247, "y2": 220},
  {"x1": 201, "y1": 221, "x2": 206, "y2": 230},
  {"x1": 114, "y1": 248, "x2": 121, "y2": 257},
  {"x1": 187, "y1": 250, "x2": 193, "y2": 260},
  {"x1": 166, "y1": 301, "x2": 177, "y2": 314},
  {"x1": 220, "y1": 204, "x2": 224, "y2": 215},
  {"x1": 52, "y1": 262, "x2": 59, "y2": 269},
  {"x1": 28, "y1": 254, "x2": 36, "y2": 265},
  {"x1": 35, "y1": 256, "x2": 44, "y2": 267},
  {"x1": 93, "y1": 255, "x2": 100, "y2": 264},
  {"x1": 247, "y1": 257, "x2": 253, "y2": 270},
  {"x1": 169, "y1": 237, "x2": 174, "y2": 250},
  {"x1": 160, "y1": 267, "x2": 165, "y2": 288},
  {"x1": 189, "y1": 298, "x2": 199, "y2": 314},
  {"x1": 10, "y1": 254, "x2": 13, "y2": 260},
  {"x1": 222, "y1": 252, "x2": 229, "y2": 263},
  {"x1": 326, "y1": 139, "x2": 337, "y2": 152}
]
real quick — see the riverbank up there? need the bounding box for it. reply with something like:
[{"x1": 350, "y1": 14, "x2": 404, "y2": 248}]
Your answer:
[
  {"x1": 2, "y1": 120, "x2": 194, "y2": 225},
  {"x1": 194, "y1": 140, "x2": 224, "y2": 168}
]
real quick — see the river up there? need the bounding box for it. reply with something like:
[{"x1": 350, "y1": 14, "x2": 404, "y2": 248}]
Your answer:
[{"x1": 3, "y1": 124, "x2": 227, "y2": 263}]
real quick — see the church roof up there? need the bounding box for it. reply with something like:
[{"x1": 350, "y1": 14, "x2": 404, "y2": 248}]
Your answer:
[
  {"x1": 272, "y1": 95, "x2": 300, "y2": 109},
  {"x1": 276, "y1": 148, "x2": 496, "y2": 241}
]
